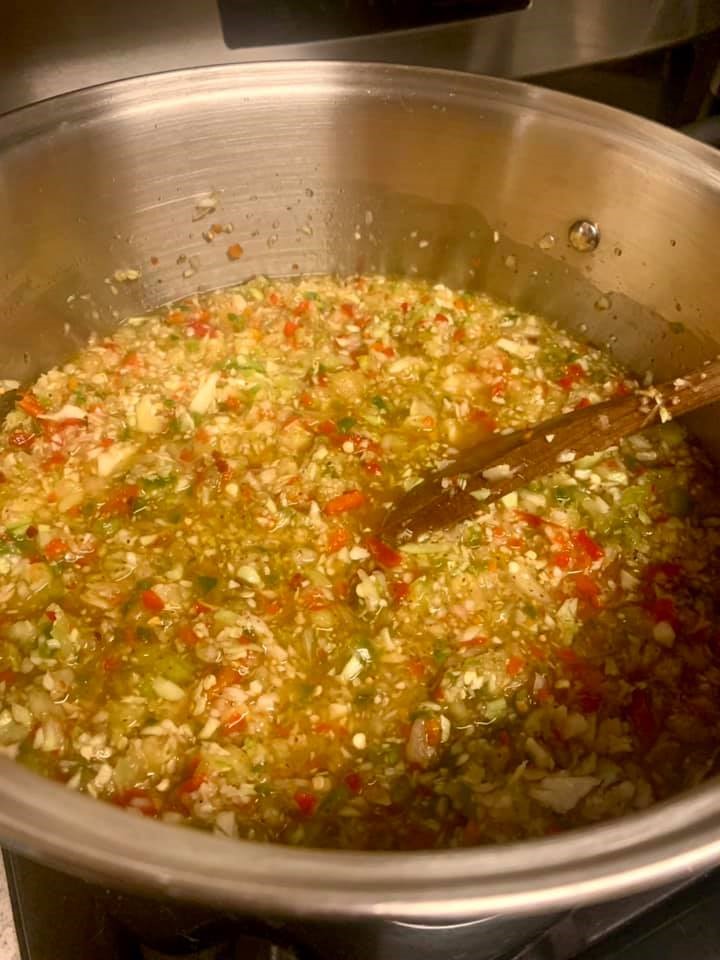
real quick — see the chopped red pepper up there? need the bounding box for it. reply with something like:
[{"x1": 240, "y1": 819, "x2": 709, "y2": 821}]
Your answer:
[
  {"x1": 517, "y1": 510, "x2": 544, "y2": 529},
  {"x1": 506, "y1": 655, "x2": 525, "y2": 678},
  {"x1": 100, "y1": 483, "x2": 140, "y2": 518},
  {"x1": 0, "y1": 670, "x2": 16, "y2": 685},
  {"x1": 178, "y1": 758, "x2": 206, "y2": 795},
  {"x1": 215, "y1": 666, "x2": 243, "y2": 690},
  {"x1": 326, "y1": 527, "x2": 350, "y2": 553},
  {"x1": 556, "y1": 362, "x2": 586, "y2": 391},
  {"x1": 390, "y1": 580, "x2": 410, "y2": 603},
  {"x1": 299, "y1": 588, "x2": 331, "y2": 611},
  {"x1": 407, "y1": 657, "x2": 427, "y2": 680},
  {"x1": 572, "y1": 529, "x2": 604, "y2": 562},
  {"x1": 18, "y1": 393, "x2": 44, "y2": 417},
  {"x1": 284, "y1": 319, "x2": 300, "y2": 339},
  {"x1": 187, "y1": 318, "x2": 218, "y2": 339},
  {"x1": 113, "y1": 789, "x2": 157, "y2": 817},
  {"x1": 44, "y1": 538, "x2": 69, "y2": 561},
  {"x1": 178, "y1": 625, "x2": 199, "y2": 646},
  {"x1": 293, "y1": 789, "x2": 317, "y2": 816},
  {"x1": 468, "y1": 408, "x2": 497, "y2": 430},
  {"x1": 316, "y1": 420, "x2": 337, "y2": 436},
  {"x1": 141, "y1": 589, "x2": 165, "y2": 612},
  {"x1": 223, "y1": 711, "x2": 248, "y2": 735},
  {"x1": 574, "y1": 573, "x2": 601, "y2": 607},
  {"x1": 365, "y1": 535, "x2": 402, "y2": 568},
  {"x1": 323, "y1": 489, "x2": 366, "y2": 516}
]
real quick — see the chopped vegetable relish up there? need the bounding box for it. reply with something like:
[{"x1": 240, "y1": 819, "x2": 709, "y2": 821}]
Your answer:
[{"x1": 1, "y1": 274, "x2": 719, "y2": 850}]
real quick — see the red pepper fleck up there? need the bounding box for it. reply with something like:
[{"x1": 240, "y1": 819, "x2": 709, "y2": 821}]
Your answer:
[
  {"x1": 44, "y1": 538, "x2": 69, "y2": 561},
  {"x1": 326, "y1": 528, "x2": 350, "y2": 553},
  {"x1": 574, "y1": 572, "x2": 601, "y2": 607},
  {"x1": 299, "y1": 588, "x2": 331, "y2": 611},
  {"x1": 372, "y1": 342, "x2": 395, "y2": 357},
  {"x1": 517, "y1": 510, "x2": 544, "y2": 529},
  {"x1": 391, "y1": 580, "x2": 410, "y2": 603},
  {"x1": 178, "y1": 625, "x2": 199, "y2": 646},
  {"x1": 284, "y1": 318, "x2": 300, "y2": 339},
  {"x1": 178, "y1": 760, "x2": 207, "y2": 796},
  {"x1": 407, "y1": 658, "x2": 427, "y2": 680},
  {"x1": 362, "y1": 459, "x2": 382, "y2": 476},
  {"x1": 293, "y1": 789, "x2": 317, "y2": 816},
  {"x1": 100, "y1": 483, "x2": 140, "y2": 518},
  {"x1": 223, "y1": 711, "x2": 248, "y2": 735},
  {"x1": 211, "y1": 450, "x2": 230, "y2": 475},
  {"x1": 365, "y1": 535, "x2": 402, "y2": 568},
  {"x1": 191, "y1": 321, "x2": 215, "y2": 339},
  {"x1": 0, "y1": 670, "x2": 16, "y2": 685},
  {"x1": 112, "y1": 789, "x2": 157, "y2": 817},
  {"x1": 18, "y1": 393, "x2": 44, "y2": 417},
  {"x1": 556, "y1": 362, "x2": 586, "y2": 391},
  {"x1": 141, "y1": 589, "x2": 165, "y2": 613},
  {"x1": 316, "y1": 420, "x2": 337, "y2": 436},
  {"x1": 572, "y1": 529, "x2": 604, "y2": 562},
  {"x1": 468, "y1": 408, "x2": 496, "y2": 430},
  {"x1": 324, "y1": 489, "x2": 366, "y2": 516},
  {"x1": 506, "y1": 655, "x2": 525, "y2": 677}
]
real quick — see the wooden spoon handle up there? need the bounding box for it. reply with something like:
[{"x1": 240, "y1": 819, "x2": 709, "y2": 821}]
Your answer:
[{"x1": 383, "y1": 357, "x2": 720, "y2": 539}]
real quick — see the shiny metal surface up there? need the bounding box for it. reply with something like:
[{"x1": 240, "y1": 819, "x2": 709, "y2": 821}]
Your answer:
[
  {"x1": 0, "y1": 60, "x2": 720, "y2": 920},
  {"x1": 2, "y1": 0, "x2": 720, "y2": 115}
]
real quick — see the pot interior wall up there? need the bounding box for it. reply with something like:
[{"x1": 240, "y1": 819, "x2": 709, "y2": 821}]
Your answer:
[{"x1": 1, "y1": 64, "x2": 719, "y2": 456}]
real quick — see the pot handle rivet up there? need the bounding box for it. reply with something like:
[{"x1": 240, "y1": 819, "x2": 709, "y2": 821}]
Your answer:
[{"x1": 568, "y1": 219, "x2": 600, "y2": 252}]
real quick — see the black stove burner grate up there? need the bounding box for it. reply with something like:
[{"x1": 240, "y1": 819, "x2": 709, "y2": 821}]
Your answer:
[{"x1": 5, "y1": 849, "x2": 720, "y2": 960}]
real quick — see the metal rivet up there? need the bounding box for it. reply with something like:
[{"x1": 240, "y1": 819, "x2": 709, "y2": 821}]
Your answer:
[{"x1": 568, "y1": 219, "x2": 600, "y2": 252}]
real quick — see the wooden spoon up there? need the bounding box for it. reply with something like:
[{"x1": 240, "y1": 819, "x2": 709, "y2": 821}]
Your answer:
[{"x1": 381, "y1": 357, "x2": 720, "y2": 540}]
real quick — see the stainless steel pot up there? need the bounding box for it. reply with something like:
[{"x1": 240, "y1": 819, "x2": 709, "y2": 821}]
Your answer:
[{"x1": 0, "y1": 60, "x2": 720, "y2": 921}]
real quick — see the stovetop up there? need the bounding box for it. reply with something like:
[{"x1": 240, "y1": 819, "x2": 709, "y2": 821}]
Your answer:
[{"x1": 5, "y1": 849, "x2": 720, "y2": 960}]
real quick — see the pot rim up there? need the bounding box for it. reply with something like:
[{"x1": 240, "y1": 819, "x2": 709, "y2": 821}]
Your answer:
[{"x1": 1, "y1": 59, "x2": 720, "y2": 918}]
